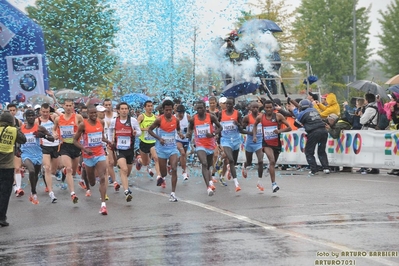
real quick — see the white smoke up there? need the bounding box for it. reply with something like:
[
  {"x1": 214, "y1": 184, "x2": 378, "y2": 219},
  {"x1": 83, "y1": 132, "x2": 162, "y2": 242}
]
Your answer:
[{"x1": 205, "y1": 24, "x2": 280, "y2": 85}]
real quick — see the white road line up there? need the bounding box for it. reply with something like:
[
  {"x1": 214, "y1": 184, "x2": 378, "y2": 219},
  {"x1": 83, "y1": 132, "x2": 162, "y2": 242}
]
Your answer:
[{"x1": 138, "y1": 188, "x2": 399, "y2": 266}]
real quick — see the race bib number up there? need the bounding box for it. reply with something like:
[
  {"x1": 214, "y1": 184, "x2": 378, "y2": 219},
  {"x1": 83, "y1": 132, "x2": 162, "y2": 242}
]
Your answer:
[
  {"x1": 161, "y1": 132, "x2": 176, "y2": 147},
  {"x1": 144, "y1": 131, "x2": 155, "y2": 141},
  {"x1": 117, "y1": 136, "x2": 131, "y2": 150},
  {"x1": 196, "y1": 124, "x2": 210, "y2": 138},
  {"x1": 87, "y1": 132, "x2": 102, "y2": 147},
  {"x1": 263, "y1": 126, "x2": 278, "y2": 140},
  {"x1": 60, "y1": 125, "x2": 74, "y2": 139},
  {"x1": 25, "y1": 133, "x2": 36, "y2": 146},
  {"x1": 248, "y1": 124, "x2": 262, "y2": 135},
  {"x1": 221, "y1": 121, "x2": 237, "y2": 134}
]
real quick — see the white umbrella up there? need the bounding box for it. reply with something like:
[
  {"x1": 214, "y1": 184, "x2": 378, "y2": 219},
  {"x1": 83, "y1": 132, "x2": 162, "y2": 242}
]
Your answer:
[
  {"x1": 55, "y1": 89, "x2": 83, "y2": 99},
  {"x1": 348, "y1": 80, "x2": 388, "y2": 99},
  {"x1": 28, "y1": 94, "x2": 54, "y2": 105}
]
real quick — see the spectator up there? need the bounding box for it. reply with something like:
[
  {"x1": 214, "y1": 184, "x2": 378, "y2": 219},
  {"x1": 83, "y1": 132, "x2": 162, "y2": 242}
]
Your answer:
[
  {"x1": 359, "y1": 93, "x2": 379, "y2": 174},
  {"x1": 313, "y1": 92, "x2": 340, "y2": 119},
  {"x1": 343, "y1": 98, "x2": 365, "y2": 130}
]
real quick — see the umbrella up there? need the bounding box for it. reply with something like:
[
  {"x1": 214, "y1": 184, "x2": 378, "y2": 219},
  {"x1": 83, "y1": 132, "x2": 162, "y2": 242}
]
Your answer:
[
  {"x1": 348, "y1": 80, "x2": 388, "y2": 99},
  {"x1": 388, "y1": 85, "x2": 399, "y2": 94},
  {"x1": 121, "y1": 93, "x2": 152, "y2": 106},
  {"x1": 385, "y1": 74, "x2": 399, "y2": 85},
  {"x1": 75, "y1": 97, "x2": 102, "y2": 105},
  {"x1": 221, "y1": 81, "x2": 259, "y2": 98},
  {"x1": 238, "y1": 19, "x2": 282, "y2": 34},
  {"x1": 55, "y1": 89, "x2": 83, "y2": 100},
  {"x1": 28, "y1": 94, "x2": 54, "y2": 105}
]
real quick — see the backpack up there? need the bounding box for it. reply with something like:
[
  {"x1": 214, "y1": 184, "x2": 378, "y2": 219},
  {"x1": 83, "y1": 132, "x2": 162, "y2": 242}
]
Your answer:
[{"x1": 366, "y1": 106, "x2": 390, "y2": 130}]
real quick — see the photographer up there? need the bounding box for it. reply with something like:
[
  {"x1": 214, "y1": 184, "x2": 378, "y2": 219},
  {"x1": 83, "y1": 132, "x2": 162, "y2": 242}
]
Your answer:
[{"x1": 0, "y1": 112, "x2": 26, "y2": 227}]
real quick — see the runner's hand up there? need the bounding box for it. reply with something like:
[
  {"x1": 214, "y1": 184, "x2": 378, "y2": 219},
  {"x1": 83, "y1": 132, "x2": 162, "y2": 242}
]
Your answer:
[{"x1": 253, "y1": 136, "x2": 257, "y2": 143}]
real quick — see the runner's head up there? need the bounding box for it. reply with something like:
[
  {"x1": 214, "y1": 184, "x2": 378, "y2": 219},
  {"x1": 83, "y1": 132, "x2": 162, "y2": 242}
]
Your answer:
[
  {"x1": 263, "y1": 100, "x2": 274, "y2": 114},
  {"x1": 144, "y1": 100, "x2": 153, "y2": 114},
  {"x1": 195, "y1": 100, "x2": 206, "y2": 115},
  {"x1": 40, "y1": 103, "x2": 51, "y2": 119},
  {"x1": 208, "y1": 96, "x2": 217, "y2": 110},
  {"x1": 6, "y1": 103, "x2": 17, "y2": 117},
  {"x1": 87, "y1": 105, "x2": 98, "y2": 121},
  {"x1": 103, "y1": 99, "x2": 112, "y2": 112},
  {"x1": 226, "y1": 97, "x2": 235, "y2": 111},
  {"x1": 117, "y1": 102, "x2": 129, "y2": 118},
  {"x1": 162, "y1": 99, "x2": 174, "y2": 118},
  {"x1": 175, "y1": 104, "x2": 186, "y2": 119},
  {"x1": 63, "y1": 99, "x2": 74, "y2": 114},
  {"x1": 250, "y1": 101, "x2": 259, "y2": 116},
  {"x1": 24, "y1": 109, "x2": 36, "y2": 125}
]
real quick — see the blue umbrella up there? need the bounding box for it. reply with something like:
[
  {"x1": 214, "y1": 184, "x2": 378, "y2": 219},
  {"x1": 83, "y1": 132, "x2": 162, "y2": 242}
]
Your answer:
[
  {"x1": 388, "y1": 85, "x2": 399, "y2": 94},
  {"x1": 121, "y1": 93, "x2": 152, "y2": 106},
  {"x1": 222, "y1": 81, "x2": 259, "y2": 98},
  {"x1": 238, "y1": 19, "x2": 282, "y2": 34}
]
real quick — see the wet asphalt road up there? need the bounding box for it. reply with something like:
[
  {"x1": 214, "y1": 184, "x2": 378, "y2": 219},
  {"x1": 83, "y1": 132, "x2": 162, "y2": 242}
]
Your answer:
[{"x1": 1, "y1": 167, "x2": 399, "y2": 266}]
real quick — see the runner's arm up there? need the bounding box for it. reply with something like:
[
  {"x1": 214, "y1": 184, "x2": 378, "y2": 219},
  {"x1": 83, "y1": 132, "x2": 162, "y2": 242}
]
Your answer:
[
  {"x1": 36, "y1": 125, "x2": 55, "y2": 142},
  {"x1": 130, "y1": 117, "x2": 142, "y2": 137}
]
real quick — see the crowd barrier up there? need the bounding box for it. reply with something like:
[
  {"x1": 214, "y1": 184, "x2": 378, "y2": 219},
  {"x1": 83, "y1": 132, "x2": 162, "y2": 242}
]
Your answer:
[{"x1": 237, "y1": 130, "x2": 399, "y2": 168}]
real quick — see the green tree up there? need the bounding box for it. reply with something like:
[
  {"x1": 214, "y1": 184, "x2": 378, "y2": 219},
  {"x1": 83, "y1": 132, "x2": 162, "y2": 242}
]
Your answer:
[
  {"x1": 377, "y1": 0, "x2": 399, "y2": 76},
  {"x1": 26, "y1": 0, "x2": 118, "y2": 94},
  {"x1": 293, "y1": 0, "x2": 372, "y2": 84}
]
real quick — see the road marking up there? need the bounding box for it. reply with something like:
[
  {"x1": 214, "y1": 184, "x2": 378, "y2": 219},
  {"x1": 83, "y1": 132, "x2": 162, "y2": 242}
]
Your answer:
[{"x1": 138, "y1": 188, "x2": 399, "y2": 266}]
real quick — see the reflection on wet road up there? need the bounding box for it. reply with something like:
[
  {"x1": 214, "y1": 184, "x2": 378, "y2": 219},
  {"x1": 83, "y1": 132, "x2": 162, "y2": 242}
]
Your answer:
[{"x1": 1, "y1": 170, "x2": 399, "y2": 265}]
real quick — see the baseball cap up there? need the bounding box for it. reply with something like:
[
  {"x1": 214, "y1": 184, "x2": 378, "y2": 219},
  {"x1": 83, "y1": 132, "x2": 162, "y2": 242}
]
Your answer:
[
  {"x1": 96, "y1": 105, "x2": 106, "y2": 112},
  {"x1": 176, "y1": 104, "x2": 186, "y2": 113},
  {"x1": 322, "y1": 94, "x2": 328, "y2": 99},
  {"x1": 219, "y1": 97, "x2": 227, "y2": 104},
  {"x1": 57, "y1": 108, "x2": 65, "y2": 113},
  {"x1": 34, "y1": 104, "x2": 41, "y2": 110}
]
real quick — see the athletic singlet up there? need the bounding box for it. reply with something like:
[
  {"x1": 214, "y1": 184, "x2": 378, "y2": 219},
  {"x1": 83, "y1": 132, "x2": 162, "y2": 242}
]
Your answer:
[
  {"x1": 82, "y1": 119, "x2": 105, "y2": 158},
  {"x1": 220, "y1": 109, "x2": 239, "y2": 139},
  {"x1": 156, "y1": 115, "x2": 178, "y2": 148},
  {"x1": 175, "y1": 112, "x2": 189, "y2": 142},
  {"x1": 20, "y1": 124, "x2": 41, "y2": 154},
  {"x1": 139, "y1": 113, "x2": 156, "y2": 143},
  {"x1": 246, "y1": 114, "x2": 262, "y2": 145},
  {"x1": 103, "y1": 112, "x2": 117, "y2": 138},
  {"x1": 38, "y1": 117, "x2": 59, "y2": 146},
  {"x1": 58, "y1": 113, "x2": 78, "y2": 144},
  {"x1": 114, "y1": 117, "x2": 134, "y2": 150},
  {"x1": 261, "y1": 113, "x2": 280, "y2": 147},
  {"x1": 193, "y1": 113, "x2": 215, "y2": 150}
]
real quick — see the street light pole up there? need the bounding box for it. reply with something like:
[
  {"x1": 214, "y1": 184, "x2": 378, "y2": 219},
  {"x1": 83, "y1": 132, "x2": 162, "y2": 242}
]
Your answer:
[{"x1": 353, "y1": 0, "x2": 357, "y2": 81}]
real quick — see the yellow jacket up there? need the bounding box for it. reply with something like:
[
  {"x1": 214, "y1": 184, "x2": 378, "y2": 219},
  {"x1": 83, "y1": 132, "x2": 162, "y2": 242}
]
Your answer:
[{"x1": 314, "y1": 93, "x2": 341, "y2": 119}]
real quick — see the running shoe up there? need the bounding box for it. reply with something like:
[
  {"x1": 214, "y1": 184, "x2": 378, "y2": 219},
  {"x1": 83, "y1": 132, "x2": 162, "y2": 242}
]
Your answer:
[
  {"x1": 241, "y1": 164, "x2": 248, "y2": 178},
  {"x1": 15, "y1": 188, "x2": 24, "y2": 197},
  {"x1": 235, "y1": 185, "x2": 241, "y2": 192},
  {"x1": 211, "y1": 177, "x2": 218, "y2": 183},
  {"x1": 169, "y1": 193, "x2": 178, "y2": 202},
  {"x1": 113, "y1": 182, "x2": 120, "y2": 191},
  {"x1": 71, "y1": 193, "x2": 78, "y2": 204},
  {"x1": 147, "y1": 168, "x2": 154, "y2": 177},
  {"x1": 207, "y1": 187, "x2": 214, "y2": 196},
  {"x1": 49, "y1": 191, "x2": 57, "y2": 203},
  {"x1": 272, "y1": 183, "x2": 279, "y2": 193},
  {"x1": 29, "y1": 194, "x2": 39, "y2": 205},
  {"x1": 209, "y1": 184, "x2": 216, "y2": 191},
  {"x1": 79, "y1": 180, "x2": 87, "y2": 190},
  {"x1": 182, "y1": 172, "x2": 188, "y2": 181},
  {"x1": 77, "y1": 164, "x2": 82, "y2": 175},
  {"x1": 44, "y1": 187, "x2": 49, "y2": 193},
  {"x1": 219, "y1": 177, "x2": 227, "y2": 186},
  {"x1": 108, "y1": 176, "x2": 113, "y2": 184},
  {"x1": 105, "y1": 194, "x2": 109, "y2": 201},
  {"x1": 156, "y1": 176, "x2": 164, "y2": 186},
  {"x1": 161, "y1": 179, "x2": 166, "y2": 189},
  {"x1": 135, "y1": 155, "x2": 142, "y2": 171},
  {"x1": 60, "y1": 183, "x2": 68, "y2": 190},
  {"x1": 56, "y1": 171, "x2": 62, "y2": 181},
  {"x1": 125, "y1": 190, "x2": 132, "y2": 202},
  {"x1": 309, "y1": 171, "x2": 317, "y2": 176},
  {"x1": 85, "y1": 190, "x2": 92, "y2": 197},
  {"x1": 257, "y1": 183, "x2": 264, "y2": 191},
  {"x1": 99, "y1": 206, "x2": 108, "y2": 215},
  {"x1": 323, "y1": 169, "x2": 330, "y2": 174}
]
